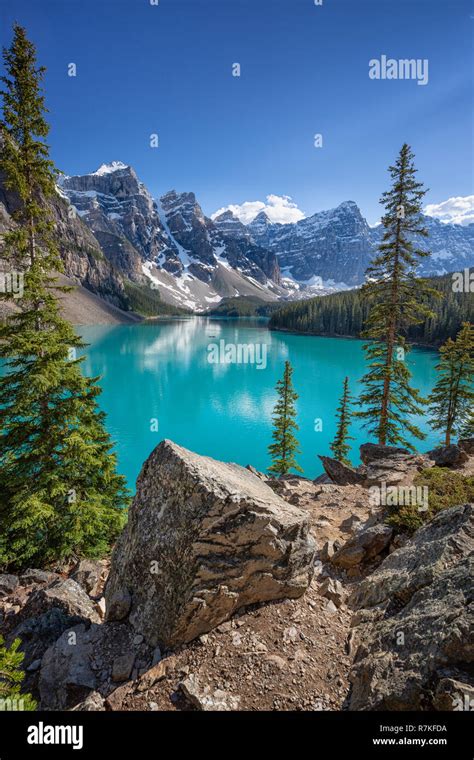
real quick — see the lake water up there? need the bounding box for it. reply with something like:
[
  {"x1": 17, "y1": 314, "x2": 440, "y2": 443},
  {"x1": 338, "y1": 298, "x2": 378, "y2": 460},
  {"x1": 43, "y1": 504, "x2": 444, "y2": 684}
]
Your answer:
[{"x1": 78, "y1": 318, "x2": 440, "y2": 492}]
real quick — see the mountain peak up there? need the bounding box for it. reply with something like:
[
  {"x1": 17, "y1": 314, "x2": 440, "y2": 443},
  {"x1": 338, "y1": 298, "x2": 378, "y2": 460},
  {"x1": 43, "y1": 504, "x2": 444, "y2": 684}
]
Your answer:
[
  {"x1": 92, "y1": 161, "x2": 130, "y2": 176},
  {"x1": 213, "y1": 210, "x2": 237, "y2": 222},
  {"x1": 251, "y1": 210, "x2": 272, "y2": 225},
  {"x1": 338, "y1": 200, "x2": 359, "y2": 210}
]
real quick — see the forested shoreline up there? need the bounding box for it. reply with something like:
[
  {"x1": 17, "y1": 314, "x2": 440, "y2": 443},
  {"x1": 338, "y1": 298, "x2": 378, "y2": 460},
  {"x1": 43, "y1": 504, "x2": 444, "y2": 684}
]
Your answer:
[{"x1": 269, "y1": 271, "x2": 473, "y2": 346}]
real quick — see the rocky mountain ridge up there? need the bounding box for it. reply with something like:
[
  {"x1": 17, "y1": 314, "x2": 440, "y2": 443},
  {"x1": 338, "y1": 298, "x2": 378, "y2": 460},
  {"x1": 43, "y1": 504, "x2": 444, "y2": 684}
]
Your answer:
[
  {"x1": 0, "y1": 169, "x2": 129, "y2": 312},
  {"x1": 2, "y1": 159, "x2": 473, "y2": 316},
  {"x1": 248, "y1": 201, "x2": 474, "y2": 284},
  {"x1": 60, "y1": 165, "x2": 286, "y2": 312},
  {"x1": 60, "y1": 162, "x2": 474, "y2": 310}
]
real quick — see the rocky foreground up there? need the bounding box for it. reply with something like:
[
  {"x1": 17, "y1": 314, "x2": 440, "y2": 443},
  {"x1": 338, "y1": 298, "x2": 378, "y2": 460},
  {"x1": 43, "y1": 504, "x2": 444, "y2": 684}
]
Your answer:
[{"x1": 0, "y1": 439, "x2": 472, "y2": 712}]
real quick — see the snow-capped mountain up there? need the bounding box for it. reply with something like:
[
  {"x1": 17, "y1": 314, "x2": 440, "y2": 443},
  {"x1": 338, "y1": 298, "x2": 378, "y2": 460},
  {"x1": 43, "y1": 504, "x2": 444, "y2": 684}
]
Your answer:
[
  {"x1": 60, "y1": 164, "x2": 284, "y2": 310},
  {"x1": 59, "y1": 163, "x2": 170, "y2": 281},
  {"x1": 369, "y1": 214, "x2": 474, "y2": 276},
  {"x1": 247, "y1": 200, "x2": 474, "y2": 284},
  {"x1": 0, "y1": 167, "x2": 128, "y2": 310},
  {"x1": 248, "y1": 201, "x2": 373, "y2": 286},
  {"x1": 58, "y1": 161, "x2": 474, "y2": 312}
]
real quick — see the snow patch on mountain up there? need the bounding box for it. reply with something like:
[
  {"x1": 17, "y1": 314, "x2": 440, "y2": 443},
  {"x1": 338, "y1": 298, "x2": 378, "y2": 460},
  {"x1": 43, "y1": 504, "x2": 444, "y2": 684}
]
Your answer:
[{"x1": 92, "y1": 161, "x2": 130, "y2": 176}]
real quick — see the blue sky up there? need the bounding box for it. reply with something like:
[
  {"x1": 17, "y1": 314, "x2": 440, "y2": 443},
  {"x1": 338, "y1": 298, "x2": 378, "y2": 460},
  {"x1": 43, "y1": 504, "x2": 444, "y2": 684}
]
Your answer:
[{"x1": 0, "y1": 0, "x2": 472, "y2": 224}]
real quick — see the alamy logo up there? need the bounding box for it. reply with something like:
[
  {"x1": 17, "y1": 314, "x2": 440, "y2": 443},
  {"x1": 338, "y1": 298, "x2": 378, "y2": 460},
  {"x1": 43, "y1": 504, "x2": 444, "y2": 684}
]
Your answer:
[
  {"x1": 369, "y1": 55, "x2": 429, "y2": 86},
  {"x1": 207, "y1": 340, "x2": 268, "y2": 370},
  {"x1": 452, "y1": 693, "x2": 474, "y2": 711},
  {"x1": 0, "y1": 697, "x2": 25, "y2": 710},
  {"x1": 27, "y1": 721, "x2": 83, "y2": 750},
  {"x1": 452, "y1": 268, "x2": 473, "y2": 293},
  {"x1": 0, "y1": 270, "x2": 24, "y2": 298},
  {"x1": 369, "y1": 482, "x2": 429, "y2": 512}
]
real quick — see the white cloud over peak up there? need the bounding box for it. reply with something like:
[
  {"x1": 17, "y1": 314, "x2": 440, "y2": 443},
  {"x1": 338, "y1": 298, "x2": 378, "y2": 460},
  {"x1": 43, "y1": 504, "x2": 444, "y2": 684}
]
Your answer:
[
  {"x1": 424, "y1": 195, "x2": 474, "y2": 226},
  {"x1": 211, "y1": 194, "x2": 305, "y2": 225}
]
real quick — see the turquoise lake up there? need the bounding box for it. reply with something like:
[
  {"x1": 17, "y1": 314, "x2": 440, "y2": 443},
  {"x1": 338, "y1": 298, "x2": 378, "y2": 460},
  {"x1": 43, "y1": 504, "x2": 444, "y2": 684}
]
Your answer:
[{"x1": 78, "y1": 318, "x2": 440, "y2": 492}]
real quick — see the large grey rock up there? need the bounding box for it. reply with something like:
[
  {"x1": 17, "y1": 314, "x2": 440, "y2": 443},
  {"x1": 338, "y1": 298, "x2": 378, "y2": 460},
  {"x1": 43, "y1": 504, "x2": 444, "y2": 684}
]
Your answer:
[
  {"x1": 317, "y1": 577, "x2": 345, "y2": 607},
  {"x1": 39, "y1": 624, "x2": 98, "y2": 710},
  {"x1": 360, "y1": 443, "x2": 410, "y2": 464},
  {"x1": 348, "y1": 504, "x2": 474, "y2": 710},
  {"x1": 19, "y1": 569, "x2": 60, "y2": 586},
  {"x1": 364, "y1": 454, "x2": 430, "y2": 486},
  {"x1": 39, "y1": 620, "x2": 141, "y2": 710},
  {"x1": 0, "y1": 573, "x2": 19, "y2": 597},
  {"x1": 426, "y1": 444, "x2": 469, "y2": 468},
  {"x1": 318, "y1": 456, "x2": 365, "y2": 486},
  {"x1": 105, "y1": 440, "x2": 315, "y2": 648},
  {"x1": 71, "y1": 559, "x2": 104, "y2": 597},
  {"x1": 331, "y1": 524, "x2": 393, "y2": 569},
  {"x1": 359, "y1": 444, "x2": 431, "y2": 486},
  {"x1": 7, "y1": 579, "x2": 100, "y2": 669}
]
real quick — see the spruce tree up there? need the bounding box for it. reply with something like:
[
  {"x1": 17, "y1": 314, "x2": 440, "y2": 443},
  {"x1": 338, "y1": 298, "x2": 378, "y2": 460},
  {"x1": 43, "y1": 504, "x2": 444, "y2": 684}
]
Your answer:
[
  {"x1": 330, "y1": 376, "x2": 354, "y2": 465},
  {"x1": 0, "y1": 24, "x2": 128, "y2": 570},
  {"x1": 0, "y1": 636, "x2": 36, "y2": 711},
  {"x1": 460, "y1": 410, "x2": 474, "y2": 439},
  {"x1": 428, "y1": 322, "x2": 474, "y2": 445},
  {"x1": 268, "y1": 360, "x2": 302, "y2": 476},
  {"x1": 357, "y1": 144, "x2": 437, "y2": 449}
]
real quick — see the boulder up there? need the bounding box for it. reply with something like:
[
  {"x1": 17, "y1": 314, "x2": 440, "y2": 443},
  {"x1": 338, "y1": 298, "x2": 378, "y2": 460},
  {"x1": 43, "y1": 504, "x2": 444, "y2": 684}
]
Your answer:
[
  {"x1": 39, "y1": 620, "x2": 140, "y2": 710},
  {"x1": 331, "y1": 525, "x2": 393, "y2": 569},
  {"x1": 365, "y1": 454, "x2": 431, "y2": 486},
  {"x1": 348, "y1": 504, "x2": 473, "y2": 710},
  {"x1": 39, "y1": 624, "x2": 98, "y2": 710},
  {"x1": 0, "y1": 573, "x2": 19, "y2": 597},
  {"x1": 112, "y1": 653, "x2": 135, "y2": 683},
  {"x1": 360, "y1": 443, "x2": 410, "y2": 464},
  {"x1": 318, "y1": 456, "x2": 365, "y2": 486},
  {"x1": 426, "y1": 444, "x2": 469, "y2": 468},
  {"x1": 19, "y1": 569, "x2": 60, "y2": 586},
  {"x1": 71, "y1": 559, "x2": 104, "y2": 597},
  {"x1": 358, "y1": 444, "x2": 432, "y2": 486},
  {"x1": 317, "y1": 577, "x2": 345, "y2": 607},
  {"x1": 105, "y1": 440, "x2": 315, "y2": 648},
  {"x1": 7, "y1": 579, "x2": 100, "y2": 669}
]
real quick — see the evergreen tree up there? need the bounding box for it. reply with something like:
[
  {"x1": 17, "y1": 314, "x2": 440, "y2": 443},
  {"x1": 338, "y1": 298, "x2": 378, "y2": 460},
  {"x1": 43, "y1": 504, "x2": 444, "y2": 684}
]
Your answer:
[
  {"x1": 0, "y1": 25, "x2": 128, "y2": 570},
  {"x1": 269, "y1": 271, "x2": 471, "y2": 347},
  {"x1": 357, "y1": 144, "x2": 437, "y2": 449},
  {"x1": 428, "y1": 322, "x2": 474, "y2": 445},
  {"x1": 268, "y1": 361, "x2": 302, "y2": 476},
  {"x1": 460, "y1": 410, "x2": 474, "y2": 439},
  {"x1": 330, "y1": 376, "x2": 354, "y2": 465},
  {"x1": 0, "y1": 636, "x2": 36, "y2": 711}
]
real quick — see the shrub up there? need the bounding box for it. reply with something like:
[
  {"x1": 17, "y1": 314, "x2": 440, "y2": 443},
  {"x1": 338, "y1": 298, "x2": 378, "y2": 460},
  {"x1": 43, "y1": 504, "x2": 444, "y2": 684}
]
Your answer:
[
  {"x1": 387, "y1": 467, "x2": 474, "y2": 533},
  {"x1": 0, "y1": 636, "x2": 37, "y2": 711}
]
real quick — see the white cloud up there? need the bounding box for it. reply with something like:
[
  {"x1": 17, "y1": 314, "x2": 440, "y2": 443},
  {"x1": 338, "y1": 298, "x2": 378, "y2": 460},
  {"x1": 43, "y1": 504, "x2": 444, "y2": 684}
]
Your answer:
[
  {"x1": 212, "y1": 194, "x2": 305, "y2": 225},
  {"x1": 424, "y1": 195, "x2": 474, "y2": 226}
]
